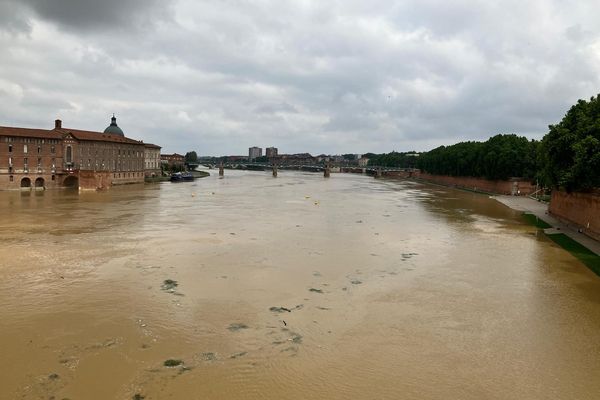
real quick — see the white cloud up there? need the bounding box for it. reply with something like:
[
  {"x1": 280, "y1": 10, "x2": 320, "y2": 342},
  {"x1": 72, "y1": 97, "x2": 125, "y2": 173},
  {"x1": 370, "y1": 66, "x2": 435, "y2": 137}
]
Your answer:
[{"x1": 1, "y1": 0, "x2": 600, "y2": 154}]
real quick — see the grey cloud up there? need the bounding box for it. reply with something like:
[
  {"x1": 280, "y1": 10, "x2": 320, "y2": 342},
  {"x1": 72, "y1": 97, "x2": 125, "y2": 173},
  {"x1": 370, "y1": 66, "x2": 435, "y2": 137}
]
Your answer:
[
  {"x1": 254, "y1": 103, "x2": 299, "y2": 114},
  {"x1": 12, "y1": 0, "x2": 174, "y2": 32},
  {"x1": 2, "y1": 0, "x2": 600, "y2": 155}
]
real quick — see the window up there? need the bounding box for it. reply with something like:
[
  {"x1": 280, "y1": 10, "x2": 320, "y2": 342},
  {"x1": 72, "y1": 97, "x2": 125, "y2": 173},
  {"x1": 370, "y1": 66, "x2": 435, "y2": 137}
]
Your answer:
[
  {"x1": 8, "y1": 157, "x2": 12, "y2": 166},
  {"x1": 10, "y1": 175, "x2": 13, "y2": 182},
  {"x1": 51, "y1": 145, "x2": 55, "y2": 153},
  {"x1": 66, "y1": 145, "x2": 72, "y2": 163},
  {"x1": 37, "y1": 157, "x2": 42, "y2": 167},
  {"x1": 52, "y1": 175, "x2": 55, "y2": 181},
  {"x1": 23, "y1": 144, "x2": 28, "y2": 153},
  {"x1": 37, "y1": 146, "x2": 41, "y2": 154},
  {"x1": 8, "y1": 144, "x2": 12, "y2": 153}
]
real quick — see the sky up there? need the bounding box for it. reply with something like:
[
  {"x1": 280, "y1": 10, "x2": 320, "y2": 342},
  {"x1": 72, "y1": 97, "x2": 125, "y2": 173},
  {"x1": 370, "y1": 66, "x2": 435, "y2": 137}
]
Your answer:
[{"x1": 1, "y1": 0, "x2": 600, "y2": 156}]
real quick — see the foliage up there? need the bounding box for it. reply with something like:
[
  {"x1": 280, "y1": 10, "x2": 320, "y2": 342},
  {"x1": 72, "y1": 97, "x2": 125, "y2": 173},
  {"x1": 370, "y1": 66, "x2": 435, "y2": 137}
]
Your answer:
[
  {"x1": 366, "y1": 151, "x2": 420, "y2": 168},
  {"x1": 417, "y1": 134, "x2": 538, "y2": 180},
  {"x1": 539, "y1": 95, "x2": 600, "y2": 191},
  {"x1": 184, "y1": 151, "x2": 198, "y2": 163},
  {"x1": 253, "y1": 156, "x2": 268, "y2": 162}
]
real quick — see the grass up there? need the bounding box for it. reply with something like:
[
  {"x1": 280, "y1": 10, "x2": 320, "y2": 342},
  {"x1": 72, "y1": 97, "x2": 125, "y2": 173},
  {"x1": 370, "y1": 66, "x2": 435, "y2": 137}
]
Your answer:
[
  {"x1": 546, "y1": 233, "x2": 600, "y2": 276},
  {"x1": 522, "y1": 212, "x2": 552, "y2": 229}
]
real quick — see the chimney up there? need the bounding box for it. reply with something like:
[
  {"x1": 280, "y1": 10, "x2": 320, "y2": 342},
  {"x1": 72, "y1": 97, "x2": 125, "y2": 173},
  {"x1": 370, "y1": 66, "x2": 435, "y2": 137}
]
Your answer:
[{"x1": 55, "y1": 119, "x2": 62, "y2": 129}]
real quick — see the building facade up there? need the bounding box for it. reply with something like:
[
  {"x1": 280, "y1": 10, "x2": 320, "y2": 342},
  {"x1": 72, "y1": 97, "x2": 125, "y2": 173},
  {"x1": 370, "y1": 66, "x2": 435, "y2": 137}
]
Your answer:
[
  {"x1": 266, "y1": 147, "x2": 278, "y2": 158},
  {"x1": 249, "y1": 146, "x2": 262, "y2": 160},
  {"x1": 0, "y1": 117, "x2": 151, "y2": 191},
  {"x1": 160, "y1": 153, "x2": 185, "y2": 169},
  {"x1": 144, "y1": 143, "x2": 162, "y2": 177}
]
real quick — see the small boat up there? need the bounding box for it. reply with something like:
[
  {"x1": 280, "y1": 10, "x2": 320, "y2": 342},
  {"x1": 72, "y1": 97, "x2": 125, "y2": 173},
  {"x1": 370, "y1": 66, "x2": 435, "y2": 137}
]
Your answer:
[{"x1": 170, "y1": 172, "x2": 194, "y2": 182}]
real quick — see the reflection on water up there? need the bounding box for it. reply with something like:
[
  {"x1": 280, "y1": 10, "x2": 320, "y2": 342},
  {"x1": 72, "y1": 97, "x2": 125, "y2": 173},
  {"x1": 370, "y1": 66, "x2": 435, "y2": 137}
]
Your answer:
[{"x1": 1, "y1": 171, "x2": 599, "y2": 400}]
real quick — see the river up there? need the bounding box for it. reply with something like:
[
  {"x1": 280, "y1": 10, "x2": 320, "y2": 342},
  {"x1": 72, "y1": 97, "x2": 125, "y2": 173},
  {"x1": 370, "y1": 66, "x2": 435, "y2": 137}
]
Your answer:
[{"x1": 0, "y1": 170, "x2": 599, "y2": 399}]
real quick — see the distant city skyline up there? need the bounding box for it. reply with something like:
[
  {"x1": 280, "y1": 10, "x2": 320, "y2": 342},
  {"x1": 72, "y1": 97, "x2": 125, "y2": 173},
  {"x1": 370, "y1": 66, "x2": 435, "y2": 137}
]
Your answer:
[{"x1": 2, "y1": 1, "x2": 600, "y2": 155}]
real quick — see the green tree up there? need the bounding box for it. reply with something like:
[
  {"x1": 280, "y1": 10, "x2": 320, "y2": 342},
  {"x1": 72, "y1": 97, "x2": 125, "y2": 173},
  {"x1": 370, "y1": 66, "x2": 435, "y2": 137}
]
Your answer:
[
  {"x1": 540, "y1": 95, "x2": 600, "y2": 191},
  {"x1": 185, "y1": 151, "x2": 198, "y2": 163}
]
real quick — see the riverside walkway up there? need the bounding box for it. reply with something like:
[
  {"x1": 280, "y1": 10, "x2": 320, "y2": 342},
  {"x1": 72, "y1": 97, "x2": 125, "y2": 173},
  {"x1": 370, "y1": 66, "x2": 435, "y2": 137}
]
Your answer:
[{"x1": 494, "y1": 195, "x2": 600, "y2": 256}]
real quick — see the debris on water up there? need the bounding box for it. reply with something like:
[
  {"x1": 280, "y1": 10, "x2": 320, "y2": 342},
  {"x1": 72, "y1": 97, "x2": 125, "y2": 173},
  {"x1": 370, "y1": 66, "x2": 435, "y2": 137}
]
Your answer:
[
  {"x1": 269, "y1": 306, "x2": 292, "y2": 313},
  {"x1": 201, "y1": 352, "x2": 217, "y2": 361},
  {"x1": 48, "y1": 373, "x2": 59, "y2": 380},
  {"x1": 230, "y1": 351, "x2": 247, "y2": 359},
  {"x1": 133, "y1": 394, "x2": 145, "y2": 400},
  {"x1": 313, "y1": 271, "x2": 322, "y2": 277},
  {"x1": 356, "y1": 220, "x2": 363, "y2": 223},
  {"x1": 309, "y1": 288, "x2": 323, "y2": 294},
  {"x1": 294, "y1": 304, "x2": 304, "y2": 310},
  {"x1": 282, "y1": 320, "x2": 287, "y2": 326},
  {"x1": 281, "y1": 346, "x2": 297, "y2": 353},
  {"x1": 342, "y1": 287, "x2": 348, "y2": 291},
  {"x1": 316, "y1": 306, "x2": 330, "y2": 310},
  {"x1": 161, "y1": 279, "x2": 178, "y2": 291},
  {"x1": 401, "y1": 253, "x2": 418, "y2": 259},
  {"x1": 228, "y1": 323, "x2": 249, "y2": 331},
  {"x1": 351, "y1": 280, "x2": 362, "y2": 285},
  {"x1": 289, "y1": 333, "x2": 303, "y2": 344},
  {"x1": 229, "y1": 232, "x2": 236, "y2": 235},
  {"x1": 163, "y1": 359, "x2": 183, "y2": 367}
]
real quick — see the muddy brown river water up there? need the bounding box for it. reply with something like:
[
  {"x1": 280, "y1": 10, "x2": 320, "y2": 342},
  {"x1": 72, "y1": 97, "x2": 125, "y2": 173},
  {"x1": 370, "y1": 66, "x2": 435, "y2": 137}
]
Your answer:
[{"x1": 0, "y1": 170, "x2": 599, "y2": 399}]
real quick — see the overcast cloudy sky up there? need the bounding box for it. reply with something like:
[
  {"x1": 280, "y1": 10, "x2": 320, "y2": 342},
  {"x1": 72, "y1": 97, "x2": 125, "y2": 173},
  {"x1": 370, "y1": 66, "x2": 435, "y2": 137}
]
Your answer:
[{"x1": 1, "y1": 0, "x2": 599, "y2": 155}]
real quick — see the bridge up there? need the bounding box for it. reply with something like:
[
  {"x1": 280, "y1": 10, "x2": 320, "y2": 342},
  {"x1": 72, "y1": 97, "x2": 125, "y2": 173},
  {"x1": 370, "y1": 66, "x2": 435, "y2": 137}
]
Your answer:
[{"x1": 201, "y1": 161, "x2": 416, "y2": 178}]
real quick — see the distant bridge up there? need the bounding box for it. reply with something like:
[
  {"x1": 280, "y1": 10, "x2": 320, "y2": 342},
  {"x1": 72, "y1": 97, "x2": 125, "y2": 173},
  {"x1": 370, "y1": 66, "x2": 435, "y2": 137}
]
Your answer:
[{"x1": 201, "y1": 162, "x2": 416, "y2": 178}]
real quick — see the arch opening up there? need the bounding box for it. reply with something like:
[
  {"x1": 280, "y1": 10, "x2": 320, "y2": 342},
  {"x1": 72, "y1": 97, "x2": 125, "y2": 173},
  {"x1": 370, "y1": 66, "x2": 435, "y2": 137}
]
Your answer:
[{"x1": 63, "y1": 175, "x2": 78, "y2": 188}]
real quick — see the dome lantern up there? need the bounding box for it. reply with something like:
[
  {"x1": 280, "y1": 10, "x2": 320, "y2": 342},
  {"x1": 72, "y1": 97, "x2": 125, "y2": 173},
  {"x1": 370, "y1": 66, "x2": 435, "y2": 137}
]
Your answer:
[{"x1": 103, "y1": 114, "x2": 124, "y2": 136}]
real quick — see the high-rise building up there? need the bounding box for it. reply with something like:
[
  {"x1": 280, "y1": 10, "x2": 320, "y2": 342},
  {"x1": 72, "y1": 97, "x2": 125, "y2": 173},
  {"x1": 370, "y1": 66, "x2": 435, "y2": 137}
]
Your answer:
[
  {"x1": 249, "y1": 146, "x2": 262, "y2": 160},
  {"x1": 266, "y1": 147, "x2": 278, "y2": 158}
]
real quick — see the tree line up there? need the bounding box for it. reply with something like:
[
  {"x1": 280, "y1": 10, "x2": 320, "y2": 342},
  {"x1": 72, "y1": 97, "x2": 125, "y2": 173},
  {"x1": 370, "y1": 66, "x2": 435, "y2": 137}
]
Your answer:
[{"x1": 366, "y1": 95, "x2": 600, "y2": 191}]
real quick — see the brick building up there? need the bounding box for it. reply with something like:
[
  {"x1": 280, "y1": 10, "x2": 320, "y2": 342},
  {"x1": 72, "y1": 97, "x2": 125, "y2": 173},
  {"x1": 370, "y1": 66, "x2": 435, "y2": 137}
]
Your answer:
[
  {"x1": 160, "y1": 153, "x2": 185, "y2": 169},
  {"x1": 0, "y1": 116, "x2": 152, "y2": 190}
]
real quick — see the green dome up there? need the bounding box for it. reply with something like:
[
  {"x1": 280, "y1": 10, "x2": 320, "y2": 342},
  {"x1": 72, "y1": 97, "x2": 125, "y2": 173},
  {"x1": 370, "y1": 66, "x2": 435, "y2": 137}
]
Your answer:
[{"x1": 104, "y1": 115, "x2": 124, "y2": 136}]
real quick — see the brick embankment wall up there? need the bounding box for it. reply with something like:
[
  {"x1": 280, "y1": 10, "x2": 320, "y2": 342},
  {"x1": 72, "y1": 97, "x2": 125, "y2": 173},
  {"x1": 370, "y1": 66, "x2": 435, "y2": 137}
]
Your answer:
[
  {"x1": 78, "y1": 171, "x2": 112, "y2": 190},
  {"x1": 382, "y1": 170, "x2": 413, "y2": 179},
  {"x1": 549, "y1": 190, "x2": 600, "y2": 241},
  {"x1": 413, "y1": 172, "x2": 536, "y2": 195}
]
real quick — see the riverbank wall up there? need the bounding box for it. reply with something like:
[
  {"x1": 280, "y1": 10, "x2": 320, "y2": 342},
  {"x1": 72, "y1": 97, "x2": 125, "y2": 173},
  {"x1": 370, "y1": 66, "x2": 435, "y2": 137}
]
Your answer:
[
  {"x1": 408, "y1": 172, "x2": 536, "y2": 196},
  {"x1": 549, "y1": 190, "x2": 600, "y2": 241}
]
